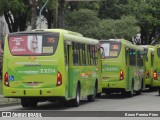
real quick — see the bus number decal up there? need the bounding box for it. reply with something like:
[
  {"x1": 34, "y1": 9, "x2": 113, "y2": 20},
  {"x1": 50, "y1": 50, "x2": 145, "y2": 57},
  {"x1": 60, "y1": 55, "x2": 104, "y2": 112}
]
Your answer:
[
  {"x1": 103, "y1": 66, "x2": 119, "y2": 72},
  {"x1": 40, "y1": 68, "x2": 56, "y2": 74}
]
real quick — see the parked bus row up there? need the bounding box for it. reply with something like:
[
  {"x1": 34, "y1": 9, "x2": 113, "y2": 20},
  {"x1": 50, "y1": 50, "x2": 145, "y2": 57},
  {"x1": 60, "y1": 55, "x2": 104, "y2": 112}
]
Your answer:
[
  {"x1": 2, "y1": 29, "x2": 160, "y2": 108},
  {"x1": 140, "y1": 45, "x2": 160, "y2": 93}
]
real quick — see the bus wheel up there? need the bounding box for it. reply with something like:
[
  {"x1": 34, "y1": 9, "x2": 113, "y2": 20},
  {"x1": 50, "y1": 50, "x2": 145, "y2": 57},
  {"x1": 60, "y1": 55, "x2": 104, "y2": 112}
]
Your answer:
[
  {"x1": 127, "y1": 82, "x2": 134, "y2": 97},
  {"x1": 64, "y1": 100, "x2": 71, "y2": 107},
  {"x1": 158, "y1": 89, "x2": 160, "y2": 96},
  {"x1": 96, "y1": 93, "x2": 101, "y2": 98},
  {"x1": 149, "y1": 86, "x2": 154, "y2": 92},
  {"x1": 136, "y1": 90, "x2": 141, "y2": 95},
  {"x1": 21, "y1": 98, "x2": 29, "y2": 108},
  {"x1": 87, "y1": 85, "x2": 97, "y2": 102},
  {"x1": 29, "y1": 100, "x2": 38, "y2": 108},
  {"x1": 71, "y1": 84, "x2": 80, "y2": 107}
]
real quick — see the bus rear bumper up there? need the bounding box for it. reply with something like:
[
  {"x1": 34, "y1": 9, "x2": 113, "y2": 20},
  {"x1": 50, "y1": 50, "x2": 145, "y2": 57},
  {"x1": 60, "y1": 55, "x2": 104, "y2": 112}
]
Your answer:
[
  {"x1": 153, "y1": 80, "x2": 160, "y2": 87},
  {"x1": 3, "y1": 87, "x2": 65, "y2": 98},
  {"x1": 102, "y1": 81, "x2": 126, "y2": 93}
]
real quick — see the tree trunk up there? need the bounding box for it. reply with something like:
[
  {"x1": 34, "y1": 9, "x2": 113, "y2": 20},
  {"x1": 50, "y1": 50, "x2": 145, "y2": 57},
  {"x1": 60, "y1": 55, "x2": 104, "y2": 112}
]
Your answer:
[
  {"x1": 19, "y1": 13, "x2": 28, "y2": 31},
  {"x1": 140, "y1": 26, "x2": 149, "y2": 45},
  {"x1": 58, "y1": 0, "x2": 65, "y2": 28},
  {"x1": 29, "y1": 0, "x2": 38, "y2": 30}
]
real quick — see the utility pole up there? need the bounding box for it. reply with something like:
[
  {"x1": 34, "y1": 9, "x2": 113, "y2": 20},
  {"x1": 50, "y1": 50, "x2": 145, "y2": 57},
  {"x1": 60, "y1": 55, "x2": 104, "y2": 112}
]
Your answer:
[{"x1": 39, "y1": 0, "x2": 50, "y2": 29}]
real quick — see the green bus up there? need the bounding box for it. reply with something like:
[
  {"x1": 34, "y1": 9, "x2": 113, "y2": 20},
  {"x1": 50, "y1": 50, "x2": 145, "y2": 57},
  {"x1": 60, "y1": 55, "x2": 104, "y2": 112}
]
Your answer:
[
  {"x1": 152, "y1": 44, "x2": 160, "y2": 94},
  {"x1": 100, "y1": 39, "x2": 145, "y2": 97},
  {"x1": 140, "y1": 45, "x2": 154, "y2": 91},
  {"x1": 2, "y1": 29, "x2": 102, "y2": 107}
]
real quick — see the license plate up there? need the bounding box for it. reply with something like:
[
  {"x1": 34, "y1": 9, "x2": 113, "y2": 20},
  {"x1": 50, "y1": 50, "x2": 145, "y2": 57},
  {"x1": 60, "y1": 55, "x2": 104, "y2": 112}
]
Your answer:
[{"x1": 28, "y1": 82, "x2": 38, "y2": 86}]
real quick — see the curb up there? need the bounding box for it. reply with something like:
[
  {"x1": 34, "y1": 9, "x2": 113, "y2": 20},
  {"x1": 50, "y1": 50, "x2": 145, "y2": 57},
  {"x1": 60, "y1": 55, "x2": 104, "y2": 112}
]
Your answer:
[{"x1": 0, "y1": 95, "x2": 20, "y2": 107}]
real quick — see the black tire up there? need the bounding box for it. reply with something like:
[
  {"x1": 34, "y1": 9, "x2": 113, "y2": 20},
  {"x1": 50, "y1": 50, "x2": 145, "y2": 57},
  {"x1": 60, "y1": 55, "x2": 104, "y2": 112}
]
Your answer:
[
  {"x1": 158, "y1": 90, "x2": 160, "y2": 96},
  {"x1": 136, "y1": 90, "x2": 141, "y2": 95},
  {"x1": 87, "y1": 84, "x2": 97, "y2": 102},
  {"x1": 136, "y1": 80, "x2": 143, "y2": 95},
  {"x1": 21, "y1": 98, "x2": 29, "y2": 108},
  {"x1": 64, "y1": 100, "x2": 71, "y2": 107},
  {"x1": 29, "y1": 101, "x2": 38, "y2": 108},
  {"x1": 96, "y1": 93, "x2": 101, "y2": 98},
  {"x1": 71, "y1": 84, "x2": 80, "y2": 107},
  {"x1": 126, "y1": 82, "x2": 134, "y2": 97}
]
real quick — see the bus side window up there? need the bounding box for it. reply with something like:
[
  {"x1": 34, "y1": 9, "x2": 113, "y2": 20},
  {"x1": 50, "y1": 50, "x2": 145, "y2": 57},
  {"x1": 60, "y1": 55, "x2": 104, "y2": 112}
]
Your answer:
[
  {"x1": 137, "y1": 51, "x2": 143, "y2": 67},
  {"x1": 64, "y1": 41, "x2": 68, "y2": 66},
  {"x1": 87, "y1": 45, "x2": 91, "y2": 65},
  {"x1": 129, "y1": 49, "x2": 136, "y2": 66},
  {"x1": 125, "y1": 48, "x2": 129, "y2": 65},
  {"x1": 81, "y1": 44, "x2": 86, "y2": 65},
  {"x1": 89, "y1": 45, "x2": 93, "y2": 65},
  {"x1": 140, "y1": 51, "x2": 143, "y2": 67},
  {"x1": 72, "y1": 42, "x2": 80, "y2": 65},
  {"x1": 95, "y1": 46, "x2": 98, "y2": 65},
  {"x1": 137, "y1": 51, "x2": 140, "y2": 67},
  {"x1": 90, "y1": 45, "x2": 97, "y2": 65}
]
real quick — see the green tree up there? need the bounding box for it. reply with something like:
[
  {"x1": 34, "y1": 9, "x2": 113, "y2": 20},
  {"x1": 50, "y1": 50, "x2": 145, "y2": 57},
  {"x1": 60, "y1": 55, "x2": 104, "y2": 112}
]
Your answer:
[
  {"x1": 65, "y1": 9, "x2": 139, "y2": 40},
  {"x1": 99, "y1": 16, "x2": 140, "y2": 41},
  {"x1": 65, "y1": 9, "x2": 101, "y2": 39},
  {"x1": 126, "y1": 0, "x2": 160, "y2": 44},
  {"x1": 0, "y1": 0, "x2": 29, "y2": 32},
  {"x1": 98, "y1": 0, "x2": 129, "y2": 19}
]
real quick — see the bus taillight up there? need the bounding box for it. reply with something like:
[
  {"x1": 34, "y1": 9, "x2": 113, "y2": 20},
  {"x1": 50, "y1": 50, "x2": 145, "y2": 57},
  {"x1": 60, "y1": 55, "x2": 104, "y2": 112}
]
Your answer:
[
  {"x1": 4, "y1": 72, "x2": 9, "y2": 87},
  {"x1": 56, "y1": 71, "x2": 62, "y2": 86},
  {"x1": 120, "y1": 70, "x2": 124, "y2": 80},
  {"x1": 153, "y1": 70, "x2": 158, "y2": 80},
  {"x1": 146, "y1": 70, "x2": 149, "y2": 78}
]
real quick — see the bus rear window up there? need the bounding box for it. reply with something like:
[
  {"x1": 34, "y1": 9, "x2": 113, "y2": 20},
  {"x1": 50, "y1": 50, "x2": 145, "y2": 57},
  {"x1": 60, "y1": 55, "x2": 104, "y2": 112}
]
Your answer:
[
  {"x1": 100, "y1": 42, "x2": 121, "y2": 58},
  {"x1": 8, "y1": 33, "x2": 59, "y2": 56}
]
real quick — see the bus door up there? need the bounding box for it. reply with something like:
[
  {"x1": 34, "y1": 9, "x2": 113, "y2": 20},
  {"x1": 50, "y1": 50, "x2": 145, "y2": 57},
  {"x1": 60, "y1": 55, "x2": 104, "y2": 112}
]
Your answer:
[
  {"x1": 64, "y1": 41, "x2": 72, "y2": 98},
  {"x1": 125, "y1": 48, "x2": 130, "y2": 90}
]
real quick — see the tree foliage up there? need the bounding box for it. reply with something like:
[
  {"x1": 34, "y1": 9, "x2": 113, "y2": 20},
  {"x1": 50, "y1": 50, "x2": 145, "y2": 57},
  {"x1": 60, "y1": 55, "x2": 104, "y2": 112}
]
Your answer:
[
  {"x1": 0, "y1": 0, "x2": 29, "y2": 32},
  {"x1": 126, "y1": 0, "x2": 160, "y2": 44},
  {"x1": 98, "y1": 0, "x2": 129, "y2": 19},
  {"x1": 65, "y1": 9, "x2": 101, "y2": 39},
  {"x1": 65, "y1": 8, "x2": 139, "y2": 40},
  {"x1": 0, "y1": 0, "x2": 159, "y2": 45},
  {"x1": 99, "y1": 16, "x2": 140, "y2": 41}
]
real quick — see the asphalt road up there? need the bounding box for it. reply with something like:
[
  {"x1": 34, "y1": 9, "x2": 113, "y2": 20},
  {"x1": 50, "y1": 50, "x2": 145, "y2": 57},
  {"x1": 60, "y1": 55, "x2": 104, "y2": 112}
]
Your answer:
[{"x1": 0, "y1": 91, "x2": 160, "y2": 120}]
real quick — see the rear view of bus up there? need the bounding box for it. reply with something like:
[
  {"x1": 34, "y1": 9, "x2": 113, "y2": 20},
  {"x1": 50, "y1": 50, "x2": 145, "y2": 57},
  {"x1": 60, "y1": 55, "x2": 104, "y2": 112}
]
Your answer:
[
  {"x1": 100, "y1": 39, "x2": 144, "y2": 97},
  {"x1": 153, "y1": 44, "x2": 160, "y2": 94},
  {"x1": 141, "y1": 45, "x2": 154, "y2": 91},
  {"x1": 3, "y1": 29, "x2": 101, "y2": 107},
  {"x1": 100, "y1": 40, "x2": 125, "y2": 94},
  {"x1": 3, "y1": 31, "x2": 63, "y2": 107}
]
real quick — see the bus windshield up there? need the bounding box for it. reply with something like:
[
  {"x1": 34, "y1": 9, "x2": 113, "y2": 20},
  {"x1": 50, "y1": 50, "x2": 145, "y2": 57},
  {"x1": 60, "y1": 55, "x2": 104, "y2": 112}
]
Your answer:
[
  {"x1": 8, "y1": 33, "x2": 59, "y2": 56},
  {"x1": 100, "y1": 42, "x2": 121, "y2": 58}
]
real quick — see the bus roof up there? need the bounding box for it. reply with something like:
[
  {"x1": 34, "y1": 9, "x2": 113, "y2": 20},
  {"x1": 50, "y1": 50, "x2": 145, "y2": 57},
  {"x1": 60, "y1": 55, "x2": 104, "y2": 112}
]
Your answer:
[
  {"x1": 8, "y1": 29, "x2": 99, "y2": 46},
  {"x1": 33, "y1": 29, "x2": 83, "y2": 37},
  {"x1": 63, "y1": 33, "x2": 99, "y2": 45},
  {"x1": 100, "y1": 39, "x2": 143, "y2": 51},
  {"x1": 34, "y1": 29, "x2": 99, "y2": 45},
  {"x1": 100, "y1": 39, "x2": 132, "y2": 44}
]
